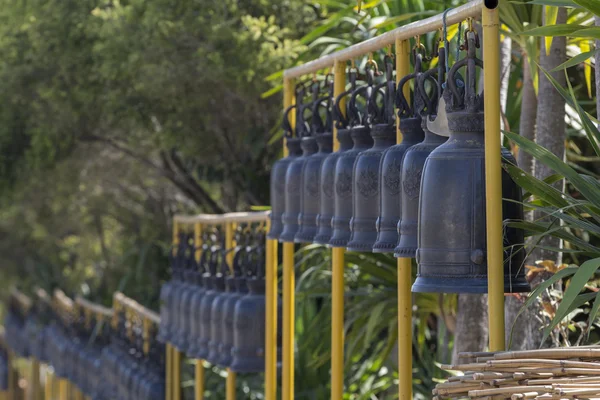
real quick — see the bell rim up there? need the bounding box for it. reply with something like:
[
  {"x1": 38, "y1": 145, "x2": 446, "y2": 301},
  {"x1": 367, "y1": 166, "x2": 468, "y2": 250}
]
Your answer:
[{"x1": 411, "y1": 277, "x2": 531, "y2": 294}]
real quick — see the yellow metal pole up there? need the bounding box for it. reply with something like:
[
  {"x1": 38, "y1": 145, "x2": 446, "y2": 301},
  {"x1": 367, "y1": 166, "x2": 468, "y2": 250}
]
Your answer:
[
  {"x1": 31, "y1": 358, "x2": 41, "y2": 400},
  {"x1": 282, "y1": 242, "x2": 295, "y2": 400},
  {"x1": 396, "y1": 38, "x2": 413, "y2": 400},
  {"x1": 331, "y1": 60, "x2": 346, "y2": 400},
  {"x1": 58, "y1": 380, "x2": 68, "y2": 400},
  {"x1": 166, "y1": 345, "x2": 172, "y2": 400},
  {"x1": 265, "y1": 220, "x2": 277, "y2": 400},
  {"x1": 225, "y1": 221, "x2": 236, "y2": 400},
  {"x1": 172, "y1": 349, "x2": 181, "y2": 400},
  {"x1": 195, "y1": 360, "x2": 205, "y2": 400},
  {"x1": 226, "y1": 370, "x2": 236, "y2": 400},
  {"x1": 482, "y1": 1, "x2": 505, "y2": 352},
  {"x1": 45, "y1": 369, "x2": 52, "y2": 400},
  {"x1": 282, "y1": 76, "x2": 296, "y2": 400},
  {"x1": 194, "y1": 222, "x2": 205, "y2": 400}
]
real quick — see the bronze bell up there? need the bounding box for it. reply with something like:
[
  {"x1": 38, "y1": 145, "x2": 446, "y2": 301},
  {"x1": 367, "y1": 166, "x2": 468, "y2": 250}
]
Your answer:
[
  {"x1": 207, "y1": 260, "x2": 227, "y2": 364},
  {"x1": 296, "y1": 78, "x2": 334, "y2": 243},
  {"x1": 395, "y1": 48, "x2": 449, "y2": 258},
  {"x1": 329, "y1": 72, "x2": 375, "y2": 247},
  {"x1": 267, "y1": 105, "x2": 303, "y2": 241},
  {"x1": 185, "y1": 232, "x2": 209, "y2": 358},
  {"x1": 218, "y1": 272, "x2": 248, "y2": 366},
  {"x1": 172, "y1": 234, "x2": 196, "y2": 352},
  {"x1": 280, "y1": 85, "x2": 317, "y2": 242},
  {"x1": 192, "y1": 243, "x2": 221, "y2": 359},
  {"x1": 413, "y1": 31, "x2": 528, "y2": 293},
  {"x1": 157, "y1": 233, "x2": 185, "y2": 344},
  {"x1": 373, "y1": 56, "x2": 425, "y2": 252},
  {"x1": 230, "y1": 240, "x2": 267, "y2": 373},
  {"x1": 314, "y1": 69, "x2": 358, "y2": 245},
  {"x1": 346, "y1": 59, "x2": 397, "y2": 252}
]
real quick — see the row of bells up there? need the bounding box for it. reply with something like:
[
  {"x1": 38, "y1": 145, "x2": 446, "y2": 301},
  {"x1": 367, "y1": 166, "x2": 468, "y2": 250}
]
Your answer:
[
  {"x1": 0, "y1": 351, "x2": 7, "y2": 391},
  {"x1": 4, "y1": 299, "x2": 166, "y2": 400},
  {"x1": 157, "y1": 231, "x2": 279, "y2": 374},
  {"x1": 269, "y1": 39, "x2": 529, "y2": 294},
  {"x1": 100, "y1": 319, "x2": 165, "y2": 400}
]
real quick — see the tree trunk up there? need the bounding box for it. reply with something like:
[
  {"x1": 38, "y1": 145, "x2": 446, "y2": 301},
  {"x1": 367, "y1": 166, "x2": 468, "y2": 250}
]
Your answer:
[
  {"x1": 505, "y1": 8, "x2": 567, "y2": 351},
  {"x1": 532, "y1": 7, "x2": 567, "y2": 265},
  {"x1": 452, "y1": 295, "x2": 489, "y2": 364},
  {"x1": 516, "y1": 55, "x2": 537, "y2": 175}
]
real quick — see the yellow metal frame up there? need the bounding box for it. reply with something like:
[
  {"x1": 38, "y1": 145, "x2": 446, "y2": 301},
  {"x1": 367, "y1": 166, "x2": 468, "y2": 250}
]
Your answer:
[
  {"x1": 277, "y1": 1, "x2": 504, "y2": 398},
  {"x1": 171, "y1": 212, "x2": 270, "y2": 400}
]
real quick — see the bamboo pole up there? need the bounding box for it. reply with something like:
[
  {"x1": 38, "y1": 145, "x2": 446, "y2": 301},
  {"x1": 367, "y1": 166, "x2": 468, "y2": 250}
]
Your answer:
[
  {"x1": 330, "y1": 59, "x2": 346, "y2": 400},
  {"x1": 31, "y1": 358, "x2": 41, "y2": 400},
  {"x1": 482, "y1": 0, "x2": 505, "y2": 353},
  {"x1": 45, "y1": 369, "x2": 52, "y2": 400},
  {"x1": 396, "y1": 37, "x2": 413, "y2": 400}
]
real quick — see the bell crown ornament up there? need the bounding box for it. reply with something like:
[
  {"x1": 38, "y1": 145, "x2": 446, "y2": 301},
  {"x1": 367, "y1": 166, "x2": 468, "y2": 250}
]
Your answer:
[
  {"x1": 329, "y1": 68, "x2": 375, "y2": 247},
  {"x1": 296, "y1": 76, "x2": 334, "y2": 243},
  {"x1": 394, "y1": 47, "x2": 448, "y2": 258},
  {"x1": 346, "y1": 57, "x2": 397, "y2": 252},
  {"x1": 373, "y1": 54, "x2": 425, "y2": 252},
  {"x1": 279, "y1": 83, "x2": 317, "y2": 242},
  {"x1": 413, "y1": 31, "x2": 528, "y2": 293}
]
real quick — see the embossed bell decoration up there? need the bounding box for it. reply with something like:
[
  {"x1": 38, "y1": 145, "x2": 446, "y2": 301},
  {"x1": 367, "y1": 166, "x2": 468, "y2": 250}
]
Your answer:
[
  {"x1": 230, "y1": 238, "x2": 267, "y2": 373},
  {"x1": 373, "y1": 55, "x2": 425, "y2": 252},
  {"x1": 280, "y1": 84, "x2": 317, "y2": 242},
  {"x1": 295, "y1": 77, "x2": 334, "y2": 243},
  {"x1": 268, "y1": 106, "x2": 303, "y2": 241},
  {"x1": 218, "y1": 237, "x2": 248, "y2": 367},
  {"x1": 413, "y1": 31, "x2": 528, "y2": 293},
  {"x1": 395, "y1": 48, "x2": 449, "y2": 257},
  {"x1": 329, "y1": 70, "x2": 375, "y2": 247},
  {"x1": 347, "y1": 58, "x2": 397, "y2": 252},
  {"x1": 314, "y1": 69, "x2": 358, "y2": 245},
  {"x1": 194, "y1": 243, "x2": 223, "y2": 359},
  {"x1": 186, "y1": 230, "x2": 210, "y2": 358}
]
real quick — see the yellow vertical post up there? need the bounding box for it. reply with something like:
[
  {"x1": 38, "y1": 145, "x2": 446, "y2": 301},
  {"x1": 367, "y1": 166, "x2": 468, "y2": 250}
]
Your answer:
[
  {"x1": 194, "y1": 222, "x2": 205, "y2": 400},
  {"x1": 396, "y1": 38, "x2": 413, "y2": 400},
  {"x1": 45, "y1": 369, "x2": 52, "y2": 400},
  {"x1": 31, "y1": 358, "x2": 41, "y2": 400},
  {"x1": 172, "y1": 340, "x2": 181, "y2": 400},
  {"x1": 330, "y1": 60, "x2": 346, "y2": 400},
  {"x1": 225, "y1": 221, "x2": 237, "y2": 400},
  {"x1": 58, "y1": 380, "x2": 68, "y2": 400},
  {"x1": 482, "y1": 1, "x2": 505, "y2": 352},
  {"x1": 265, "y1": 220, "x2": 277, "y2": 400},
  {"x1": 282, "y1": 76, "x2": 296, "y2": 400}
]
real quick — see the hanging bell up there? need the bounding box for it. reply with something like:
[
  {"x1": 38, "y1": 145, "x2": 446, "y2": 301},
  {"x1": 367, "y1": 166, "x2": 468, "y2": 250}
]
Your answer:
[
  {"x1": 185, "y1": 231, "x2": 210, "y2": 358},
  {"x1": 207, "y1": 255, "x2": 228, "y2": 364},
  {"x1": 346, "y1": 60, "x2": 397, "y2": 252},
  {"x1": 413, "y1": 31, "x2": 528, "y2": 293},
  {"x1": 230, "y1": 240, "x2": 266, "y2": 373},
  {"x1": 158, "y1": 231, "x2": 185, "y2": 344},
  {"x1": 329, "y1": 74, "x2": 375, "y2": 247},
  {"x1": 314, "y1": 69, "x2": 358, "y2": 245},
  {"x1": 218, "y1": 242, "x2": 248, "y2": 367},
  {"x1": 267, "y1": 105, "x2": 303, "y2": 241},
  {"x1": 296, "y1": 78, "x2": 334, "y2": 243},
  {"x1": 395, "y1": 48, "x2": 449, "y2": 258},
  {"x1": 373, "y1": 56, "x2": 425, "y2": 252},
  {"x1": 280, "y1": 84, "x2": 317, "y2": 242},
  {"x1": 193, "y1": 244, "x2": 222, "y2": 360},
  {"x1": 172, "y1": 233, "x2": 195, "y2": 352}
]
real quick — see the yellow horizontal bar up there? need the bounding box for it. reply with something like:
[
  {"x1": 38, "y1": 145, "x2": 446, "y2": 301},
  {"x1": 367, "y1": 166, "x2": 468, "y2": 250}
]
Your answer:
[
  {"x1": 283, "y1": 0, "x2": 484, "y2": 79},
  {"x1": 173, "y1": 211, "x2": 270, "y2": 225}
]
